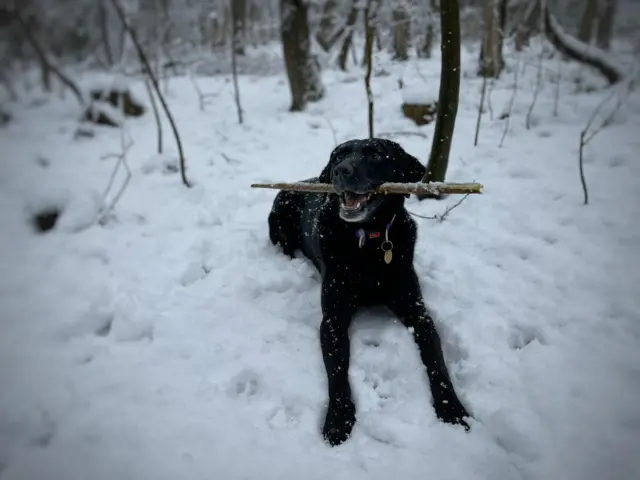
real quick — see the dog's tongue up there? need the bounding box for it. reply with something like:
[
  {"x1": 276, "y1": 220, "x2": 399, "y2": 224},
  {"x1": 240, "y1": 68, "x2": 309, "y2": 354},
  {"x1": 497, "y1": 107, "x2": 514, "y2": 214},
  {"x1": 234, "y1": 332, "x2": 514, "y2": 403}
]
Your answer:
[{"x1": 344, "y1": 193, "x2": 367, "y2": 208}]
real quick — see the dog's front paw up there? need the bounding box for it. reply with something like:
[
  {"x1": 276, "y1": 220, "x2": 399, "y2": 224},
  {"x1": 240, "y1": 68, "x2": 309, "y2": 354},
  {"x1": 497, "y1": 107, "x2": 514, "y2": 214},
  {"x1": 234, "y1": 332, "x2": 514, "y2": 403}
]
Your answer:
[
  {"x1": 435, "y1": 398, "x2": 471, "y2": 431},
  {"x1": 322, "y1": 397, "x2": 356, "y2": 446}
]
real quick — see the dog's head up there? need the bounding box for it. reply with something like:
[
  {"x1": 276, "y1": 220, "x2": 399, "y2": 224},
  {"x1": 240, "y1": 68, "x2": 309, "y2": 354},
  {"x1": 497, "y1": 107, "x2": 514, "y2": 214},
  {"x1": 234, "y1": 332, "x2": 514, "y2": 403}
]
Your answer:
[{"x1": 319, "y1": 138, "x2": 425, "y2": 223}]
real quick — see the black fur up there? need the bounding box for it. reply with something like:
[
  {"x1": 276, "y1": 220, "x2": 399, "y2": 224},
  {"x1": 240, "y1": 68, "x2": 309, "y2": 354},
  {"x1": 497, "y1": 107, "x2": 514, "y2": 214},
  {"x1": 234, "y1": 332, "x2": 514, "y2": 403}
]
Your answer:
[{"x1": 268, "y1": 138, "x2": 470, "y2": 446}]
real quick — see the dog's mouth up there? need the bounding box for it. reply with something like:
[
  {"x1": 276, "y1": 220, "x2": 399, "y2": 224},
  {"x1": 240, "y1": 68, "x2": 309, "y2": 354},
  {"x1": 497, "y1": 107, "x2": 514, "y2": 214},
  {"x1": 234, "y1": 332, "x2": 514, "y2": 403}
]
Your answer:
[
  {"x1": 340, "y1": 192, "x2": 372, "y2": 211},
  {"x1": 339, "y1": 191, "x2": 376, "y2": 222}
]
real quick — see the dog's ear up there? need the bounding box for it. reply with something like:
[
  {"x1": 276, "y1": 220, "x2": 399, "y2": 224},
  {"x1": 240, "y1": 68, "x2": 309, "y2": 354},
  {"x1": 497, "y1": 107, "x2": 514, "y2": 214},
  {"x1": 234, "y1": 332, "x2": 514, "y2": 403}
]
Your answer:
[
  {"x1": 380, "y1": 139, "x2": 425, "y2": 183},
  {"x1": 319, "y1": 145, "x2": 344, "y2": 184},
  {"x1": 399, "y1": 149, "x2": 426, "y2": 183}
]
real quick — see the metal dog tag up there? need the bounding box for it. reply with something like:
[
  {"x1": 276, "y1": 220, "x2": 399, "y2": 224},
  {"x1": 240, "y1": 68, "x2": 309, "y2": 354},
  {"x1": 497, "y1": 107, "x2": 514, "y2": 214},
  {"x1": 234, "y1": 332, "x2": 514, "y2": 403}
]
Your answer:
[{"x1": 384, "y1": 249, "x2": 393, "y2": 264}]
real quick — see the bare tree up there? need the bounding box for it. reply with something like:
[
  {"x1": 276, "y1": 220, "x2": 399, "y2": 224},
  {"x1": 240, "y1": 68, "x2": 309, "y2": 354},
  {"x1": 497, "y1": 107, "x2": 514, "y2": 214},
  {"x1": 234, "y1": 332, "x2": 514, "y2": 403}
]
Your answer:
[
  {"x1": 391, "y1": 0, "x2": 410, "y2": 61},
  {"x1": 514, "y1": 0, "x2": 540, "y2": 51},
  {"x1": 423, "y1": 0, "x2": 460, "y2": 185},
  {"x1": 315, "y1": 0, "x2": 342, "y2": 52},
  {"x1": 417, "y1": 0, "x2": 438, "y2": 59},
  {"x1": 231, "y1": 28, "x2": 244, "y2": 124},
  {"x1": 109, "y1": 0, "x2": 190, "y2": 188},
  {"x1": 364, "y1": 0, "x2": 377, "y2": 137},
  {"x1": 577, "y1": 0, "x2": 598, "y2": 44},
  {"x1": 478, "y1": 0, "x2": 506, "y2": 78},
  {"x1": 474, "y1": 76, "x2": 488, "y2": 146},
  {"x1": 337, "y1": 0, "x2": 359, "y2": 71},
  {"x1": 15, "y1": 10, "x2": 84, "y2": 105},
  {"x1": 231, "y1": 0, "x2": 246, "y2": 55},
  {"x1": 596, "y1": 0, "x2": 617, "y2": 50},
  {"x1": 281, "y1": 0, "x2": 324, "y2": 111}
]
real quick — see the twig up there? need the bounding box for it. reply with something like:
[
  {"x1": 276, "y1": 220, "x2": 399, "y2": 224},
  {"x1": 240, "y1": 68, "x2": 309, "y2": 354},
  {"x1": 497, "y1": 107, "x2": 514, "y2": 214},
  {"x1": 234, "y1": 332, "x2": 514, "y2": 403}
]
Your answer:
[
  {"x1": 108, "y1": 0, "x2": 190, "y2": 188},
  {"x1": 474, "y1": 75, "x2": 488, "y2": 146},
  {"x1": 487, "y1": 79, "x2": 495, "y2": 120},
  {"x1": 144, "y1": 79, "x2": 163, "y2": 153},
  {"x1": 578, "y1": 131, "x2": 589, "y2": 205},
  {"x1": 98, "y1": 126, "x2": 134, "y2": 223},
  {"x1": 578, "y1": 80, "x2": 632, "y2": 205},
  {"x1": 230, "y1": 23, "x2": 244, "y2": 124},
  {"x1": 408, "y1": 193, "x2": 471, "y2": 222},
  {"x1": 250, "y1": 181, "x2": 483, "y2": 196},
  {"x1": 188, "y1": 63, "x2": 217, "y2": 112},
  {"x1": 553, "y1": 54, "x2": 562, "y2": 117},
  {"x1": 324, "y1": 117, "x2": 338, "y2": 146},
  {"x1": 526, "y1": 37, "x2": 545, "y2": 130},
  {"x1": 500, "y1": 53, "x2": 521, "y2": 147}
]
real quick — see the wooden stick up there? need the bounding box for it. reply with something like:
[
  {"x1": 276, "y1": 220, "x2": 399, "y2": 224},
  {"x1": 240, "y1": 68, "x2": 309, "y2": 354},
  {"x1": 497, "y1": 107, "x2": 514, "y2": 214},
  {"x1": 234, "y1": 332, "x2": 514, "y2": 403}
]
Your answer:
[{"x1": 251, "y1": 181, "x2": 483, "y2": 196}]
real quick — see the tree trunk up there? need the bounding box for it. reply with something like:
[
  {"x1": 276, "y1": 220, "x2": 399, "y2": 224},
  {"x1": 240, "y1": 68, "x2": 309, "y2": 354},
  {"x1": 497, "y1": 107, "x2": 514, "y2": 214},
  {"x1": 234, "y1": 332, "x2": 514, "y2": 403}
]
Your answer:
[
  {"x1": 337, "y1": 0, "x2": 359, "y2": 71},
  {"x1": 596, "y1": 0, "x2": 617, "y2": 50},
  {"x1": 391, "y1": 0, "x2": 410, "y2": 61},
  {"x1": 281, "y1": 0, "x2": 324, "y2": 111},
  {"x1": 478, "y1": 0, "x2": 506, "y2": 78},
  {"x1": 418, "y1": 0, "x2": 438, "y2": 59},
  {"x1": 423, "y1": 0, "x2": 460, "y2": 185},
  {"x1": 315, "y1": 0, "x2": 342, "y2": 52},
  {"x1": 514, "y1": 0, "x2": 540, "y2": 51},
  {"x1": 364, "y1": 0, "x2": 376, "y2": 137},
  {"x1": 231, "y1": 0, "x2": 246, "y2": 55},
  {"x1": 577, "y1": 0, "x2": 598, "y2": 44}
]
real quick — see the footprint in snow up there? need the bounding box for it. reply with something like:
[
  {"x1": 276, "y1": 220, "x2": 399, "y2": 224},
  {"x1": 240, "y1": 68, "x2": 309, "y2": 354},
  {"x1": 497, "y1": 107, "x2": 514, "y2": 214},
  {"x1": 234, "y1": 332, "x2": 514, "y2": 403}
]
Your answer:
[
  {"x1": 63, "y1": 304, "x2": 154, "y2": 344},
  {"x1": 227, "y1": 369, "x2": 262, "y2": 399},
  {"x1": 509, "y1": 325, "x2": 547, "y2": 350},
  {"x1": 267, "y1": 401, "x2": 303, "y2": 429}
]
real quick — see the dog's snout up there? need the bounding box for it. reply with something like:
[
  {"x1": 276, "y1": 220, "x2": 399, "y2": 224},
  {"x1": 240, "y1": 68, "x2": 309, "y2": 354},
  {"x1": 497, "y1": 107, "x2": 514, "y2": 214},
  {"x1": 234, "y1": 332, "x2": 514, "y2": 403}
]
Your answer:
[{"x1": 333, "y1": 162, "x2": 353, "y2": 179}]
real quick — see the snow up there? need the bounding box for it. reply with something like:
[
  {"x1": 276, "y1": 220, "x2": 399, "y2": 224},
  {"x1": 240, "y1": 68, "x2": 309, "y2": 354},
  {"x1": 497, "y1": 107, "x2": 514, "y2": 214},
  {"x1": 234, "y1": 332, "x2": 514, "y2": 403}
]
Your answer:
[
  {"x1": 1, "y1": 44, "x2": 640, "y2": 480},
  {"x1": 401, "y1": 85, "x2": 438, "y2": 105}
]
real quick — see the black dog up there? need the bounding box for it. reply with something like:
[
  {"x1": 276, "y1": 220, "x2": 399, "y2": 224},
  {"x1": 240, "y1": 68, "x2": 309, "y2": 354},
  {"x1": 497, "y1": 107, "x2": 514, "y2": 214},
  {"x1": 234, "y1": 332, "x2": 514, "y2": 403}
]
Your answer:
[{"x1": 268, "y1": 138, "x2": 470, "y2": 446}]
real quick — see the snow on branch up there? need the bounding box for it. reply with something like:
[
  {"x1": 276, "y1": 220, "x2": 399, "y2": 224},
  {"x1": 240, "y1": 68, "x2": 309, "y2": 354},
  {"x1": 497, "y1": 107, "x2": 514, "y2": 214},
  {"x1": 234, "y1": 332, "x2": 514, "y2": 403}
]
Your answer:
[
  {"x1": 251, "y1": 182, "x2": 483, "y2": 196},
  {"x1": 543, "y1": 5, "x2": 624, "y2": 85}
]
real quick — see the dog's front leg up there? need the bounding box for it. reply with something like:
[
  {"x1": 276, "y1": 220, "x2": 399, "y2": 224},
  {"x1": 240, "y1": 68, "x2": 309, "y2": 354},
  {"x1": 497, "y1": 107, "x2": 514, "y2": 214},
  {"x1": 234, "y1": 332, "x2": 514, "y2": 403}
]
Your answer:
[
  {"x1": 319, "y1": 275, "x2": 356, "y2": 446},
  {"x1": 388, "y1": 269, "x2": 470, "y2": 430}
]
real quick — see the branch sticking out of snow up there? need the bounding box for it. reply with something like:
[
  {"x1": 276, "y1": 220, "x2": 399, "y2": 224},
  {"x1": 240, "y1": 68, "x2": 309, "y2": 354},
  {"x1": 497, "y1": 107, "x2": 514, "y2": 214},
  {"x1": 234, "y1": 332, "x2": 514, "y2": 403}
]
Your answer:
[{"x1": 251, "y1": 181, "x2": 483, "y2": 196}]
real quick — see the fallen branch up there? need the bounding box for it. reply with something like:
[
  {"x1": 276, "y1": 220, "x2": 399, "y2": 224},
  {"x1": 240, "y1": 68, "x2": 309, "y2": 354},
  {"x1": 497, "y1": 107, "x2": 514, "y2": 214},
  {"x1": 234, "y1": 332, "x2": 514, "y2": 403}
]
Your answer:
[
  {"x1": 251, "y1": 181, "x2": 483, "y2": 196},
  {"x1": 543, "y1": 3, "x2": 624, "y2": 85}
]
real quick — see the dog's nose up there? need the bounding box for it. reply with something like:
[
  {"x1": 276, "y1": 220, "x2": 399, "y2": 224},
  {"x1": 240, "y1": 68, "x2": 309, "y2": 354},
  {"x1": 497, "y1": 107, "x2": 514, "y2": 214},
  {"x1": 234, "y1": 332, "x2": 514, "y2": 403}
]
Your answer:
[{"x1": 333, "y1": 163, "x2": 353, "y2": 179}]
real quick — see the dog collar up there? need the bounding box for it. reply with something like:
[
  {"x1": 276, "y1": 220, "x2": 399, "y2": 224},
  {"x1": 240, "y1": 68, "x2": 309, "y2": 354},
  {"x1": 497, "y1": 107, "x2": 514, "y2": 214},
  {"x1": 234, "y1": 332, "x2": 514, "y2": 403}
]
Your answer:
[{"x1": 354, "y1": 214, "x2": 396, "y2": 249}]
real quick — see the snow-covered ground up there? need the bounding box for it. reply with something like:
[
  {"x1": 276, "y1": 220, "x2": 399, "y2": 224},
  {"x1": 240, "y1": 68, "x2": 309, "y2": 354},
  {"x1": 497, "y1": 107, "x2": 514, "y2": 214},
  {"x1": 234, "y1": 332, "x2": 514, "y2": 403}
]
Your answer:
[{"x1": 1, "y1": 44, "x2": 640, "y2": 480}]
